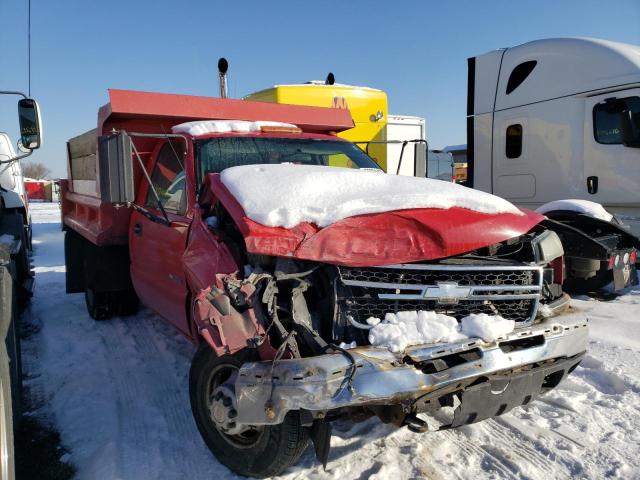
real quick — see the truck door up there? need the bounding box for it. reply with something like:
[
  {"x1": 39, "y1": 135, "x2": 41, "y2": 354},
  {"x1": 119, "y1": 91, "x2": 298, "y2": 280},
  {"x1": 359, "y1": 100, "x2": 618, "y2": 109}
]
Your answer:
[
  {"x1": 491, "y1": 112, "x2": 537, "y2": 201},
  {"x1": 584, "y1": 89, "x2": 640, "y2": 206},
  {"x1": 129, "y1": 142, "x2": 191, "y2": 335}
]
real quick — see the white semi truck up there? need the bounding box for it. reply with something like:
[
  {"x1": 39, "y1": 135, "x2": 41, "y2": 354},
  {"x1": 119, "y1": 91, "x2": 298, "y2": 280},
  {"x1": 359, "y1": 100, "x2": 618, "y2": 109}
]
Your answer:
[
  {"x1": 466, "y1": 37, "x2": 640, "y2": 292},
  {"x1": 0, "y1": 93, "x2": 42, "y2": 480},
  {"x1": 467, "y1": 37, "x2": 640, "y2": 224}
]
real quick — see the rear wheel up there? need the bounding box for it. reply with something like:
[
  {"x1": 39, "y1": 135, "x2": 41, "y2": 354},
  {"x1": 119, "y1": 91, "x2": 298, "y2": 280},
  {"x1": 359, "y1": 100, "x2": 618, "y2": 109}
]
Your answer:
[
  {"x1": 84, "y1": 288, "x2": 111, "y2": 320},
  {"x1": 84, "y1": 288, "x2": 139, "y2": 320},
  {"x1": 189, "y1": 344, "x2": 309, "y2": 478}
]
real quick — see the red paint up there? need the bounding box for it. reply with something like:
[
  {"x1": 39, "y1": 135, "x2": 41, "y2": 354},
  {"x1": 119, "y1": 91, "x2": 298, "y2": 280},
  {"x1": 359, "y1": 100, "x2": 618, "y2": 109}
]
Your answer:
[
  {"x1": 63, "y1": 89, "x2": 549, "y2": 353},
  {"x1": 24, "y1": 180, "x2": 47, "y2": 200},
  {"x1": 207, "y1": 174, "x2": 545, "y2": 267},
  {"x1": 100, "y1": 89, "x2": 354, "y2": 134}
]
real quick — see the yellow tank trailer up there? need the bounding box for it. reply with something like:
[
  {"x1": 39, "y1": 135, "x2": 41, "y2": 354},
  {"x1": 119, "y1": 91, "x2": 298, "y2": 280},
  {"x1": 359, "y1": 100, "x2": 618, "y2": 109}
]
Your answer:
[{"x1": 244, "y1": 82, "x2": 389, "y2": 170}]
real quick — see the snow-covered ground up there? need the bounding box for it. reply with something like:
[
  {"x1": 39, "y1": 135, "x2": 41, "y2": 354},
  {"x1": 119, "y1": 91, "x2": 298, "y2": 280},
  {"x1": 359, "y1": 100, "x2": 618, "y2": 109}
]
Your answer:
[{"x1": 23, "y1": 203, "x2": 640, "y2": 479}]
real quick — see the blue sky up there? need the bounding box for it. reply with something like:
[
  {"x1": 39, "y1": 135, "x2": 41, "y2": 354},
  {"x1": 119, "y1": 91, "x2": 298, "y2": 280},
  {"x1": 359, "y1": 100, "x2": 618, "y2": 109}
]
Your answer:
[{"x1": 1, "y1": 0, "x2": 639, "y2": 178}]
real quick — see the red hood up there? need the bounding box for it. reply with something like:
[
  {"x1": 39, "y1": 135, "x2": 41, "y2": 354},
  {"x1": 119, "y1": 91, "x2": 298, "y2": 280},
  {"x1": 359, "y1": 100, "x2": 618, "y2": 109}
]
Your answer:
[{"x1": 204, "y1": 174, "x2": 544, "y2": 267}]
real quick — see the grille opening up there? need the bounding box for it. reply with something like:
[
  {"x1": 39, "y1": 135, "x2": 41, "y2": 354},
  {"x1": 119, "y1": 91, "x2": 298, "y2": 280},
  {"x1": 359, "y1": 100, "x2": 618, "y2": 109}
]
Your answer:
[
  {"x1": 541, "y1": 370, "x2": 565, "y2": 392},
  {"x1": 338, "y1": 265, "x2": 541, "y2": 327},
  {"x1": 410, "y1": 348, "x2": 483, "y2": 374},
  {"x1": 499, "y1": 335, "x2": 545, "y2": 353}
]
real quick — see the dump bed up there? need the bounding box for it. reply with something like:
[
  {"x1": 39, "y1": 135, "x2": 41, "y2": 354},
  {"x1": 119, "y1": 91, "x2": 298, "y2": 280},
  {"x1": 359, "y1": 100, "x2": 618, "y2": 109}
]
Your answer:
[{"x1": 61, "y1": 89, "x2": 355, "y2": 246}]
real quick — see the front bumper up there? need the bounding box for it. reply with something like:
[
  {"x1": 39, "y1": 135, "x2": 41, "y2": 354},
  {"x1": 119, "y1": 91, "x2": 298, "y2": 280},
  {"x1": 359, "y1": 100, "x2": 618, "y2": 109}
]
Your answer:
[{"x1": 234, "y1": 316, "x2": 588, "y2": 426}]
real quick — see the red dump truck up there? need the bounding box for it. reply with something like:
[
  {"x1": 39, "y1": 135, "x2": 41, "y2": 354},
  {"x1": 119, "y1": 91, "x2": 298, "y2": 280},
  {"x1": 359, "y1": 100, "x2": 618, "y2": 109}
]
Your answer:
[{"x1": 61, "y1": 89, "x2": 588, "y2": 478}]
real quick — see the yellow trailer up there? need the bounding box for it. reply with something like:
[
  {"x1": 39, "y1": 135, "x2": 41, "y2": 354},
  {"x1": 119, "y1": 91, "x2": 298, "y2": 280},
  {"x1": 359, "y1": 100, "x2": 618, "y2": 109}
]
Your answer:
[{"x1": 245, "y1": 82, "x2": 389, "y2": 170}]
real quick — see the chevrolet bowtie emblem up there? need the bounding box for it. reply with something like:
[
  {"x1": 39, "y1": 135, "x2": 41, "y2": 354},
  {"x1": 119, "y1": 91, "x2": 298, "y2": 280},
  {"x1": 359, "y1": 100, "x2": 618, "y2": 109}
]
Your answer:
[{"x1": 423, "y1": 282, "x2": 472, "y2": 304}]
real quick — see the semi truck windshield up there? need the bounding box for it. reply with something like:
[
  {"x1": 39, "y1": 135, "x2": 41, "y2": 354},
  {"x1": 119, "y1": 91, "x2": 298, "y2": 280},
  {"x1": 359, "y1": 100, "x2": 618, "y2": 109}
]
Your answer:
[{"x1": 196, "y1": 137, "x2": 381, "y2": 184}]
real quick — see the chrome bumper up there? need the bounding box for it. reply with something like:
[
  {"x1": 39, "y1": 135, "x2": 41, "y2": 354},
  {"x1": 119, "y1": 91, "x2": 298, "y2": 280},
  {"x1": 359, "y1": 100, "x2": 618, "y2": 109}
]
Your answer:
[{"x1": 234, "y1": 316, "x2": 588, "y2": 425}]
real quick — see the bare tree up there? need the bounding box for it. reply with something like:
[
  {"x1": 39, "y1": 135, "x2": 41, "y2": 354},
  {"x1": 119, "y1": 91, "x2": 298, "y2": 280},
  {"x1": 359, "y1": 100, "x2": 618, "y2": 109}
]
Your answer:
[{"x1": 22, "y1": 162, "x2": 51, "y2": 180}]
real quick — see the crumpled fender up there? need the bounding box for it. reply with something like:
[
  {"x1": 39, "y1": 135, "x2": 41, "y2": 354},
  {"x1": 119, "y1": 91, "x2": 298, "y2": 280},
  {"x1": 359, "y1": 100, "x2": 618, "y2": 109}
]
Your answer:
[
  {"x1": 193, "y1": 284, "x2": 257, "y2": 356},
  {"x1": 192, "y1": 278, "x2": 277, "y2": 359},
  {"x1": 204, "y1": 173, "x2": 545, "y2": 267}
]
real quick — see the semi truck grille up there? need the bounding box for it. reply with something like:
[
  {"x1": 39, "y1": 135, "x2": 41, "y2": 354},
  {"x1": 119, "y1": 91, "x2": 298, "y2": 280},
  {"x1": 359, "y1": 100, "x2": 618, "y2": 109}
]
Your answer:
[{"x1": 337, "y1": 263, "x2": 543, "y2": 326}]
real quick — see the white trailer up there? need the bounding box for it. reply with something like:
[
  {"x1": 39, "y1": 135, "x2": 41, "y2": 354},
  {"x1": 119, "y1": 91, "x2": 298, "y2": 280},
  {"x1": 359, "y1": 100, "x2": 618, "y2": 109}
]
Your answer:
[{"x1": 386, "y1": 115, "x2": 425, "y2": 176}]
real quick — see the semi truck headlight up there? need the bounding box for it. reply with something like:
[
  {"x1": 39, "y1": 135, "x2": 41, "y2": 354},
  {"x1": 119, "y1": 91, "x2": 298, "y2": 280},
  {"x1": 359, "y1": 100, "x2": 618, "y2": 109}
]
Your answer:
[{"x1": 532, "y1": 230, "x2": 564, "y2": 264}]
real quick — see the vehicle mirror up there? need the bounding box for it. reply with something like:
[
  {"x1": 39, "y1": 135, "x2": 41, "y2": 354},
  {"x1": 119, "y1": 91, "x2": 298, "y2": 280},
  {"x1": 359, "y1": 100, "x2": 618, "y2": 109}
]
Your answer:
[
  {"x1": 97, "y1": 133, "x2": 135, "y2": 203},
  {"x1": 414, "y1": 142, "x2": 427, "y2": 177},
  {"x1": 619, "y1": 110, "x2": 640, "y2": 148},
  {"x1": 18, "y1": 98, "x2": 43, "y2": 150}
]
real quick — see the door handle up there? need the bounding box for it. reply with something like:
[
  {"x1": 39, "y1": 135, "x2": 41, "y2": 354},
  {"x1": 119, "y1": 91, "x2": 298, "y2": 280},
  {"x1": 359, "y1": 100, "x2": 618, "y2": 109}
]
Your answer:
[
  {"x1": 587, "y1": 176, "x2": 598, "y2": 194},
  {"x1": 134, "y1": 223, "x2": 143, "y2": 236}
]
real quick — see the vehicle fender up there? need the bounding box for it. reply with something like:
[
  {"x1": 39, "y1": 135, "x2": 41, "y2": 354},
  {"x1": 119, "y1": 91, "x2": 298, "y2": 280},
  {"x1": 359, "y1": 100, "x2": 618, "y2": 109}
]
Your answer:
[
  {"x1": 0, "y1": 189, "x2": 25, "y2": 210},
  {"x1": 192, "y1": 284, "x2": 276, "y2": 360}
]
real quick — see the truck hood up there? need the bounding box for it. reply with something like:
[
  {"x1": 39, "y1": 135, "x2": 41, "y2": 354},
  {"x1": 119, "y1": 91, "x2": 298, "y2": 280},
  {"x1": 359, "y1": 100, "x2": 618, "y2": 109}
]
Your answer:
[{"x1": 205, "y1": 174, "x2": 544, "y2": 267}]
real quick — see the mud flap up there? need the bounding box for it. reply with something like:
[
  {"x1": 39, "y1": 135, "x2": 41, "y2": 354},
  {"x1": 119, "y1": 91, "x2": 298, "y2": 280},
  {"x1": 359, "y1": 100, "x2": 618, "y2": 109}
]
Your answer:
[
  {"x1": 310, "y1": 419, "x2": 332, "y2": 470},
  {"x1": 448, "y1": 353, "x2": 585, "y2": 429},
  {"x1": 613, "y1": 262, "x2": 638, "y2": 290}
]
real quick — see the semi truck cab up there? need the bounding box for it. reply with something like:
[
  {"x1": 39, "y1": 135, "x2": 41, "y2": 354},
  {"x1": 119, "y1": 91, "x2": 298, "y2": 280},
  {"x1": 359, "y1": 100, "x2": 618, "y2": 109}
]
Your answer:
[{"x1": 467, "y1": 37, "x2": 640, "y2": 224}]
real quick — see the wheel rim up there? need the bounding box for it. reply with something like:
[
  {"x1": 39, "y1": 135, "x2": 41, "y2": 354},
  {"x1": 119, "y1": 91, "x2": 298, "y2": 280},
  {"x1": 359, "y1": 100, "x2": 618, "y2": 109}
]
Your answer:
[{"x1": 206, "y1": 362, "x2": 265, "y2": 449}]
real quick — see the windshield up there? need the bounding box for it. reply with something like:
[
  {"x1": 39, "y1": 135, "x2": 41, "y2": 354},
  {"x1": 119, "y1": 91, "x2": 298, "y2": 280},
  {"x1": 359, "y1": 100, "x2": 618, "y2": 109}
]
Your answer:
[{"x1": 196, "y1": 136, "x2": 381, "y2": 184}]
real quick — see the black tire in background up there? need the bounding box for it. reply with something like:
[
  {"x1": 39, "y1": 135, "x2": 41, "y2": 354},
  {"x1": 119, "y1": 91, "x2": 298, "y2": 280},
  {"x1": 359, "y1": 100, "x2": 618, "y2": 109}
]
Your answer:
[
  {"x1": 189, "y1": 344, "x2": 309, "y2": 478},
  {"x1": 84, "y1": 288, "x2": 111, "y2": 320},
  {"x1": 84, "y1": 288, "x2": 139, "y2": 320}
]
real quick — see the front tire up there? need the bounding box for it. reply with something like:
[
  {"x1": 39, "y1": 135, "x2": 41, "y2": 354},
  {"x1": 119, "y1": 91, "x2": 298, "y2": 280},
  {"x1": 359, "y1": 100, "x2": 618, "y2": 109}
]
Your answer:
[{"x1": 189, "y1": 344, "x2": 309, "y2": 478}]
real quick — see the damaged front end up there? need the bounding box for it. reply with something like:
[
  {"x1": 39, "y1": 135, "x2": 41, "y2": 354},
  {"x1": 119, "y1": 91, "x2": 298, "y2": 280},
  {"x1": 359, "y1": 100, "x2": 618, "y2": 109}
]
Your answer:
[{"x1": 192, "y1": 221, "x2": 587, "y2": 464}]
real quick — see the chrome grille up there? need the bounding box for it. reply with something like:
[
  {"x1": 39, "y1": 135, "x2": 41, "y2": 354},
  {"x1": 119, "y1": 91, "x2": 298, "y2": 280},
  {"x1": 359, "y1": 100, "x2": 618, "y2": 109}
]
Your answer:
[{"x1": 338, "y1": 263, "x2": 543, "y2": 325}]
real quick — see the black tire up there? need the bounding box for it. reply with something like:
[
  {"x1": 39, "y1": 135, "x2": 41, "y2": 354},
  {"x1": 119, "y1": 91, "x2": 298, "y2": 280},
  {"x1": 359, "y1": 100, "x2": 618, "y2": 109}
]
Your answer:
[
  {"x1": 84, "y1": 288, "x2": 112, "y2": 320},
  {"x1": 1, "y1": 213, "x2": 31, "y2": 304},
  {"x1": 189, "y1": 344, "x2": 309, "y2": 478},
  {"x1": 84, "y1": 288, "x2": 139, "y2": 320},
  {"x1": 116, "y1": 289, "x2": 139, "y2": 316},
  {"x1": 563, "y1": 268, "x2": 612, "y2": 294}
]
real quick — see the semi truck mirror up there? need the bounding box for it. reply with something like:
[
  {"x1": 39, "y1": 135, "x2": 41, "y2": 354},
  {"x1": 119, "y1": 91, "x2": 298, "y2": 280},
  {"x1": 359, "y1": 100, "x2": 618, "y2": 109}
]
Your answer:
[
  {"x1": 18, "y1": 98, "x2": 43, "y2": 150},
  {"x1": 619, "y1": 110, "x2": 640, "y2": 148},
  {"x1": 98, "y1": 133, "x2": 135, "y2": 203}
]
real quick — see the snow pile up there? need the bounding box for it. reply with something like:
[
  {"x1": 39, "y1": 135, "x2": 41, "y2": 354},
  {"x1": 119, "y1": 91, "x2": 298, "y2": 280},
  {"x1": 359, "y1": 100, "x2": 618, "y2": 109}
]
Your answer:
[
  {"x1": 172, "y1": 120, "x2": 298, "y2": 136},
  {"x1": 220, "y1": 164, "x2": 523, "y2": 228},
  {"x1": 459, "y1": 313, "x2": 515, "y2": 342},
  {"x1": 367, "y1": 310, "x2": 515, "y2": 352},
  {"x1": 537, "y1": 199, "x2": 613, "y2": 222}
]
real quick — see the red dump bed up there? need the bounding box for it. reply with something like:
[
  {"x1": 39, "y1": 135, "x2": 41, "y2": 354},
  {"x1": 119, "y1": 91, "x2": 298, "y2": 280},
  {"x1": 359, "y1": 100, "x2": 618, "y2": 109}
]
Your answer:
[{"x1": 61, "y1": 89, "x2": 354, "y2": 246}]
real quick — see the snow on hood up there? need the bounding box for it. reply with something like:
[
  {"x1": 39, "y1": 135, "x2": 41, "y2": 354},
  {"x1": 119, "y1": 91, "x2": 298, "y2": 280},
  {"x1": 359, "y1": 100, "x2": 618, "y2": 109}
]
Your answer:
[
  {"x1": 536, "y1": 199, "x2": 613, "y2": 223},
  {"x1": 220, "y1": 164, "x2": 523, "y2": 228},
  {"x1": 172, "y1": 120, "x2": 298, "y2": 136}
]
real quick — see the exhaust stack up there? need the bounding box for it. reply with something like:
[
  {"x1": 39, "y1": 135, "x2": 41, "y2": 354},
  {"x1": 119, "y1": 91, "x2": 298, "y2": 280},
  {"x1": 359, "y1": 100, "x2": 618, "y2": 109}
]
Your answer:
[{"x1": 218, "y1": 57, "x2": 229, "y2": 98}]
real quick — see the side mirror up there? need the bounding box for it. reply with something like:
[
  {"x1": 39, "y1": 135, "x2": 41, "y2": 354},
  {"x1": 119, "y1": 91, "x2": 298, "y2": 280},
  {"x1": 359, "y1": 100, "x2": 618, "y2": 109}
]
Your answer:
[
  {"x1": 18, "y1": 98, "x2": 43, "y2": 150},
  {"x1": 97, "y1": 133, "x2": 135, "y2": 203},
  {"x1": 619, "y1": 110, "x2": 640, "y2": 148}
]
